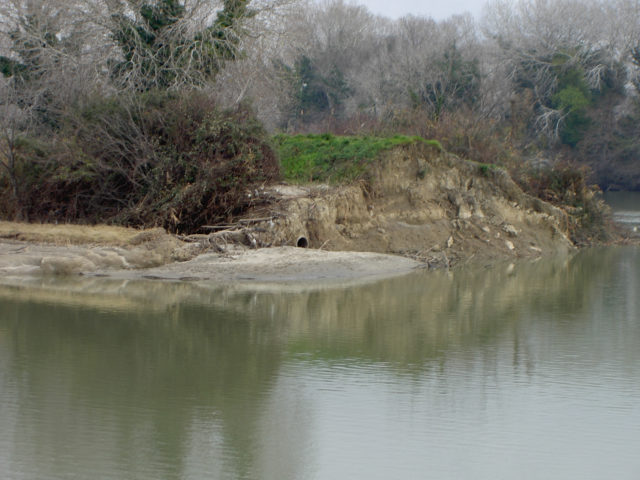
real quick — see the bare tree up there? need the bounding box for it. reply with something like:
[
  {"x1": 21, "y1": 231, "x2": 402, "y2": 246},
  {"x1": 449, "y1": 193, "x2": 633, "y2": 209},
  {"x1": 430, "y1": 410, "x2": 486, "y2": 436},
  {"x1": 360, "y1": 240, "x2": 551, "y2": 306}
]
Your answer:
[
  {"x1": 481, "y1": 0, "x2": 623, "y2": 142},
  {"x1": 211, "y1": 0, "x2": 304, "y2": 127},
  {"x1": 0, "y1": 77, "x2": 31, "y2": 218}
]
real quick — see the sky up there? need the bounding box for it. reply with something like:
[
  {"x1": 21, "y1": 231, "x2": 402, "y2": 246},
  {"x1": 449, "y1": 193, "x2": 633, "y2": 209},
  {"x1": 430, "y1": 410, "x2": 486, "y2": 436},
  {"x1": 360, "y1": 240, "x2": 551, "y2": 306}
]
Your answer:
[{"x1": 355, "y1": 0, "x2": 487, "y2": 20}]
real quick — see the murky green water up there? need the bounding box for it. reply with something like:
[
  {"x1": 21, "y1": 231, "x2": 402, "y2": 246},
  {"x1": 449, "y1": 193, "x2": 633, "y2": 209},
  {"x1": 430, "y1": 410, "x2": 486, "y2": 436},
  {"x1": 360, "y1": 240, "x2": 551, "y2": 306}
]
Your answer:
[{"x1": 1, "y1": 246, "x2": 640, "y2": 480}]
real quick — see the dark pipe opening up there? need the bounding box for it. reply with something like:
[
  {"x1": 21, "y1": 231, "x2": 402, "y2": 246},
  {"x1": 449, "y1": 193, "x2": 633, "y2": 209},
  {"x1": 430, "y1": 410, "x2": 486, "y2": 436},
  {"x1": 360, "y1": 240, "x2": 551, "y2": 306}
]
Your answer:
[{"x1": 296, "y1": 236, "x2": 309, "y2": 248}]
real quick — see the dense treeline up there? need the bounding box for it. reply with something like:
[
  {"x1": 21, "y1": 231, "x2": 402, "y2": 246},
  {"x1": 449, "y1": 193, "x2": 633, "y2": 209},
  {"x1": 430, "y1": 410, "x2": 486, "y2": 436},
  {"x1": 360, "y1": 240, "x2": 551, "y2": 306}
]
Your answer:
[
  {"x1": 1, "y1": 0, "x2": 638, "y2": 232},
  {"x1": 221, "y1": 0, "x2": 640, "y2": 192},
  {"x1": 0, "y1": 0, "x2": 285, "y2": 227}
]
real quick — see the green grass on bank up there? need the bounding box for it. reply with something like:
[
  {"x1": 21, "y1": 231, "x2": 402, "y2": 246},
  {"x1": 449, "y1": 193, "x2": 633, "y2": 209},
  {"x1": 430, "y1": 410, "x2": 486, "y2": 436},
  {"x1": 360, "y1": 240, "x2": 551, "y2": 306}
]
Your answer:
[{"x1": 273, "y1": 134, "x2": 442, "y2": 184}]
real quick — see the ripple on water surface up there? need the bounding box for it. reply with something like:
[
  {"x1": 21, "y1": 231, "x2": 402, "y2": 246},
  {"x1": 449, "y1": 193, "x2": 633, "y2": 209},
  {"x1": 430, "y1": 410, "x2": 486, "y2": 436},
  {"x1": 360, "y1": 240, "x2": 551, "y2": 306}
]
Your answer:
[{"x1": 0, "y1": 247, "x2": 639, "y2": 479}]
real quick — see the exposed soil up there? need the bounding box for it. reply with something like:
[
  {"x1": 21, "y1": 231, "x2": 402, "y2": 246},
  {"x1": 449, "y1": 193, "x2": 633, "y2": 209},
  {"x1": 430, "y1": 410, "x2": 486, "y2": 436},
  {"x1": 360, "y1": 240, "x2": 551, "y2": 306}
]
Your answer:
[
  {"x1": 0, "y1": 145, "x2": 598, "y2": 281},
  {"x1": 240, "y1": 145, "x2": 575, "y2": 268}
]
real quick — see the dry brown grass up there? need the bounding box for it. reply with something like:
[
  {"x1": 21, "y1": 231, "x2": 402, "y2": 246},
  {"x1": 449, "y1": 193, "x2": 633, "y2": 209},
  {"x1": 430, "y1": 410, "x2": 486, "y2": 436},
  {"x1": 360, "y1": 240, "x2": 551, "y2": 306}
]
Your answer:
[{"x1": 0, "y1": 221, "x2": 153, "y2": 246}]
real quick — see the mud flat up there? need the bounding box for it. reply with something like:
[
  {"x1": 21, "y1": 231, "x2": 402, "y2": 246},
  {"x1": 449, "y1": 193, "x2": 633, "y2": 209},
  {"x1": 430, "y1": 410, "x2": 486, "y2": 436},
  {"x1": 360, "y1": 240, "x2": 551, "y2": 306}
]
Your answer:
[
  {"x1": 0, "y1": 221, "x2": 421, "y2": 282},
  {"x1": 0, "y1": 240, "x2": 422, "y2": 283}
]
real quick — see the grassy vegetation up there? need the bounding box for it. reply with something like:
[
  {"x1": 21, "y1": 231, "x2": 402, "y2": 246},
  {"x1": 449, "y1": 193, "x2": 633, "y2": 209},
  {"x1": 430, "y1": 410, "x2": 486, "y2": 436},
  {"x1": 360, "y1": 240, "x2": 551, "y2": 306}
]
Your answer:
[
  {"x1": 0, "y1": 221, "x2": 152, "y2": 246},
  {"x1": 273, "y1": 134, "x2": 442, "y2": 183}
]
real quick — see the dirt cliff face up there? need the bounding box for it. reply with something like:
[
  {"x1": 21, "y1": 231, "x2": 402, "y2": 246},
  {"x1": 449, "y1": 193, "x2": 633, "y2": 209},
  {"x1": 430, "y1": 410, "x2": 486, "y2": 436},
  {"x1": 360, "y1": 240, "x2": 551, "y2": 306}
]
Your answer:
[{"x1": 247, "y1": 144, "x2": 575, "y2": 268}]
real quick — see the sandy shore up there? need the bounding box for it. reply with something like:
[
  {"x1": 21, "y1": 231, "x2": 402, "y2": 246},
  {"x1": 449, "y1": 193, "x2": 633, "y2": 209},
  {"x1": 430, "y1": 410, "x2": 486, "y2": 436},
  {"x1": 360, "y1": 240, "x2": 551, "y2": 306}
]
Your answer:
[
  {"x1": 0, "y1": 240, "x2": 423, "y2": 283},
  {"x1": 130, "y1": 247, "x2": 423, "y2": 282}
]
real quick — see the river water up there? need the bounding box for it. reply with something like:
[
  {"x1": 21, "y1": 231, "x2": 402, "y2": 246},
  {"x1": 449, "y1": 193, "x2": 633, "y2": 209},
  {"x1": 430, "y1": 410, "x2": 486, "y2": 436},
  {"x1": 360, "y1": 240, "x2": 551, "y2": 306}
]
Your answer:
[
  {"x1": 0, "y1": 200, "x2": 639, "y2": 480},
  {"x1": 604, "y1": 191, "x2": 640, "y2": 229}
]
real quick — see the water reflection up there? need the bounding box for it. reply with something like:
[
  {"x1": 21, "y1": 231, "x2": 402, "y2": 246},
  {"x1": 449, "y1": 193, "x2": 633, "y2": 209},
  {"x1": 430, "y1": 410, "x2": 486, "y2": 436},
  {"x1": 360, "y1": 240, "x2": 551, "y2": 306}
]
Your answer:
[
  {"x1": 0, "y1": 292, "x2": 292, "y2": 479},
  {"x1": 0, "y1": 247, "x2": 639, "y2": 479},
  {"x1": 604, "y1": 191, "x2": 640, "y2": 228}
]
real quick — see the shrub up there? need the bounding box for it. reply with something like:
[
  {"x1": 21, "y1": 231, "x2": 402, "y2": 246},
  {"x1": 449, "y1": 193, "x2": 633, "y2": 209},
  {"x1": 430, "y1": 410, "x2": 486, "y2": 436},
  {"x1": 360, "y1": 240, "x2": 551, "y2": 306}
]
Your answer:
[
  {"x1": 512, "y1": 161, "x2": 612, "y2": 244},
  {"x1": 0, "y1": 91, "x2": 280, "y2": 232}
]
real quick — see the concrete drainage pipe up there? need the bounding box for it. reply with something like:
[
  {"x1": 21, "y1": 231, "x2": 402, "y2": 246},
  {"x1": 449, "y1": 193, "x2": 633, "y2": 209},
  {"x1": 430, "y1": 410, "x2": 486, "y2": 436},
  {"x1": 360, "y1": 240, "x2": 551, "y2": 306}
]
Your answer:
[{"x1": 296, "y1": 236, "x2": 309, "y2": 248}]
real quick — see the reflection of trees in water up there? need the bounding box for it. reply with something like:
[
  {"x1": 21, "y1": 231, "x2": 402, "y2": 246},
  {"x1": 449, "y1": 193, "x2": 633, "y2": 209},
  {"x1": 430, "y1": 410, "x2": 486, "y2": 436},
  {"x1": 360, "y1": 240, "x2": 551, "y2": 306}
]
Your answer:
[
  {"x1": 0, "y1": 299, "x2": 304, "y2": 480},
  {"x1": 0, "y1": 246, "x2": 637, "y2": 479},
  {"x1": 216, "y1": 249, "x2": 628, "y2": 367}
]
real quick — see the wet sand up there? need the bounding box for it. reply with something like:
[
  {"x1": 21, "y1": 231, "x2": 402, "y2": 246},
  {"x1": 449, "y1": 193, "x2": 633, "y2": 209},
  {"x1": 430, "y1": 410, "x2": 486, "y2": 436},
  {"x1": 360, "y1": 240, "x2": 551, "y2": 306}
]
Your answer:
[{"x1": 0, "y1": 241, "x2": 423, "y2": 283}]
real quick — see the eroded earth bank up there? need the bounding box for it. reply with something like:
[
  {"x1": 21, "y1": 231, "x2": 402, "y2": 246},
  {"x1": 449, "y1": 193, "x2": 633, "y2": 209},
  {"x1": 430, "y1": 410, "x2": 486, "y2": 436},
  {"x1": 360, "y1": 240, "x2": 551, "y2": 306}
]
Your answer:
[{"x1": 0, "y1": 144, "x2": 621, "y2": 282}]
